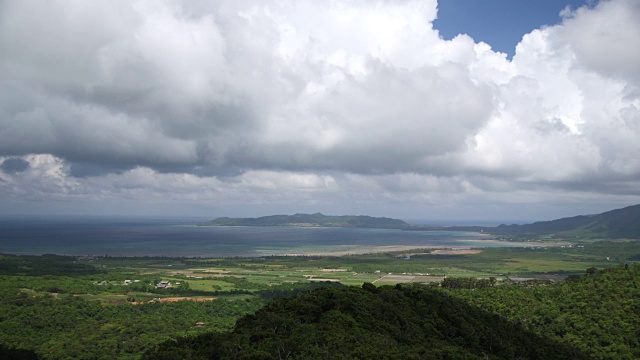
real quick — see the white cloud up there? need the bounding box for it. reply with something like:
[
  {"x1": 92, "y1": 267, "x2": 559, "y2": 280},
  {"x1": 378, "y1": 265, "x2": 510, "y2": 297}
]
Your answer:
[
  {"x1": 558, "y1": 0, "x2": 640, "y2": 82},
  {"x1": 0, "y1": 154, "x2": 77, "y2": 201},
  {"x1": 1, "y1": 0, "x2": 639, "y2": 218}
]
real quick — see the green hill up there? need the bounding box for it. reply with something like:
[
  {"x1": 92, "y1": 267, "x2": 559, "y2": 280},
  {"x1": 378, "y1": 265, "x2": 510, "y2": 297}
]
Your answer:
[
  {"x1": 144, "y1": 265, "x2": 640, "y2": 359},
  {"x1": 144, "y1": 285, "x2": 586, "y2": 360},
  {"x1": 200, "y1": 204, "x2": 640, "y2": 238},
  {"x1": 200, "y1": 212, "x2": 409, "y2": 229},
  {"x1": 492, "y1": 204, "x2": 640, "y2": 238}
]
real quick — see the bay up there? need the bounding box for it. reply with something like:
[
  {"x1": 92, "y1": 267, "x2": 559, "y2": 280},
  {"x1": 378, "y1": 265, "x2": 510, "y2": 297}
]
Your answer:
[{"x1": 0, "y1": 216, "x2": 528, "y2": 257}]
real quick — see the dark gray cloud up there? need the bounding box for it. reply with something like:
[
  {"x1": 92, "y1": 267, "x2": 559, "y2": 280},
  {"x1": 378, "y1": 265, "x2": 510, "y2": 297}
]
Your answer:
[{"x1": 0, "y1": 158, "x2": 29, "y2": 174}]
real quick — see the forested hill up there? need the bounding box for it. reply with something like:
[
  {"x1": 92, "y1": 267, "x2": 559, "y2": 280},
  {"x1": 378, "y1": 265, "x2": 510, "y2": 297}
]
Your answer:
[
  {"x1": 144, "y1": 265, "x2": 640, "y2": 359},
  {"x1": 200, "y1": 213, "x2": 409, "y2": 229},
  {"x1": 491, "y1": 204, "x2": 640, "y2": 238}
]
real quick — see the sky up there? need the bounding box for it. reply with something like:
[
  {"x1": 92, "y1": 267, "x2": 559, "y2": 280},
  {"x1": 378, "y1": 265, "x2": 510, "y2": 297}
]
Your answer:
[
  {"x1": 1, "y1": 0, "x2": 639, "y2": 223},
  {"x1": 435, "y1": 0, "x2": 592, "y2": 57}
]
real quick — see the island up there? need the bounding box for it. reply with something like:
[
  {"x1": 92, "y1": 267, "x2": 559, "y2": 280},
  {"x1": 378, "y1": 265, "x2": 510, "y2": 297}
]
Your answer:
[
  {"x1": 200, "y1": 204, "x2": 640, "y2": 239},
  {"x1": 199, "y1": 212, "x2": 409, "y2": 229}
]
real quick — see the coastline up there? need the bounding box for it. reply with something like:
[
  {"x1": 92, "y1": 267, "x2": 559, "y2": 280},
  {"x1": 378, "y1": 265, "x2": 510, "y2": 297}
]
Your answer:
[
  {"x1": 275, "y1": 238, "x2": 563, "y2": 257},
  {"x1": 0, "y1": 220, "x2": 549, "y2": 258},
  {"x1": 276, "y1": 245, "x2": 440, "y2": 257}
]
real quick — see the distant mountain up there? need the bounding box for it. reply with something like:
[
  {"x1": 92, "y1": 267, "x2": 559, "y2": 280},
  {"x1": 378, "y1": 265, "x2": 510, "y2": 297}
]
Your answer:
[
  {"x1": 200, "y1": 212, "x2": 409, "y2": 229},
  {"x1": 200, "y1": 204, "x2": 640, "y2": 239},
  {"x1": 492, "y1": 204, "x2": 640, "y2": 239}
]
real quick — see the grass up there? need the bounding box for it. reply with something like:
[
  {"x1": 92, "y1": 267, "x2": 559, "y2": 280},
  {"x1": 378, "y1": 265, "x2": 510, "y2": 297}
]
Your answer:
[
  {"x1": 186, "y1": 279, "x2": 236, "y2": 291},
  {"x1": 2, "y1": 240, "x2": 638, "y2": 307},
  {"x1": 24, "y1": 240, "x2": 637, "y2": 299}
]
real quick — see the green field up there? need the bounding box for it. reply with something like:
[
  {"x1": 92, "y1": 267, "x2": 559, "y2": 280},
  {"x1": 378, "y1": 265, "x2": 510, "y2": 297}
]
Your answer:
[
  {"x1": 1, "y1": 239, "x2": 639, "y2": 359},
  {"x1": 71, "y1": 240, "x2": 639, "y2": 293}
]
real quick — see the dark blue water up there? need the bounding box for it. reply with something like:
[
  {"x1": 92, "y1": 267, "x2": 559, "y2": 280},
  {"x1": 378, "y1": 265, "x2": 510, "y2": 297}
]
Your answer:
[{"x1": 0, "y1": 216, "x2": 523, "y2": 257}]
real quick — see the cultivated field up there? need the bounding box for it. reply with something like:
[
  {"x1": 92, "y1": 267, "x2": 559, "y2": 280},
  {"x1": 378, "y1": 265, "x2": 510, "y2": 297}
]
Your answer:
[{"x1": 78, "y1": 238, "x2": 639, "y2": 303}]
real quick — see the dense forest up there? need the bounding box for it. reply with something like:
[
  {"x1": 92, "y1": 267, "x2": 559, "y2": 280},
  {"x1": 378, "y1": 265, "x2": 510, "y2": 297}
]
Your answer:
[
  {"x1": 0, "y1": 254, "x2": 638, "y2": 359},
  {"x1": 145, "y1": 265, "x2": 639, "y2": 359},
  {"x1": 0, "y1": 255, "x2": 330, "y2": 360}
]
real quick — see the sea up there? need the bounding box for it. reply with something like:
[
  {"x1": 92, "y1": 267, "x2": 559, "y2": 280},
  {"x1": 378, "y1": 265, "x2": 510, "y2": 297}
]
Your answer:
[{"x1": 0, "y1": 216, "x2": 529, "y2": 258}]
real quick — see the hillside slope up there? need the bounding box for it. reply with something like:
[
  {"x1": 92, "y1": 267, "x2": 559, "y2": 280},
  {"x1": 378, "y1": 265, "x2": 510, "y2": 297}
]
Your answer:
[
  {"x1": 145, "y1": 265, "x2": 639, "y2": 359},
  {"x1": 492, "y1": 204, "x2": 640, "y2": 238}
]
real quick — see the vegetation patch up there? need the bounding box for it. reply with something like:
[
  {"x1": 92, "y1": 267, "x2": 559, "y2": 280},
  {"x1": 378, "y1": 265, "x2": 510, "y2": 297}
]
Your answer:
[
  {"x1": 145, "y1": 265, "x2": 640, "y2": 360},
  {"x1": 1, "y1": 240, "x2": 639, "y2": 359}
]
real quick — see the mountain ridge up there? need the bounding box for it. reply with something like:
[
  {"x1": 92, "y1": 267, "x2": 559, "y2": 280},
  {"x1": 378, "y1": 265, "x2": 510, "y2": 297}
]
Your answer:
[{"x1": 491, "y1": 204, "x2": 640, "y2": 238}]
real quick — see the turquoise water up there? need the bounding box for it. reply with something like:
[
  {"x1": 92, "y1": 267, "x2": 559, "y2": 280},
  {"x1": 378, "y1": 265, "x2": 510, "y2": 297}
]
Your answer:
[{"x1": 0, "y1": 216, "x2": 526, "y2": 257}]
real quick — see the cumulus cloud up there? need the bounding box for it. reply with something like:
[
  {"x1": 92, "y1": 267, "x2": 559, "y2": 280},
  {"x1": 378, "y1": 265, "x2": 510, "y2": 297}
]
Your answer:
[
  {"x1": 460, "y1": 0, "x2": 640, "y2": 194},
  {"x1": 1, "y1": 0, "x2": 639, "y2": 218}
]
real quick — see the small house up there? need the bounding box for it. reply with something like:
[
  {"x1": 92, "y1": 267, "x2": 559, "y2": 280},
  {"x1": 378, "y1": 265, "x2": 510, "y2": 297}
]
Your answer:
[{"x1": 156, "y1": 280, "x2": 171, "y2": 289}]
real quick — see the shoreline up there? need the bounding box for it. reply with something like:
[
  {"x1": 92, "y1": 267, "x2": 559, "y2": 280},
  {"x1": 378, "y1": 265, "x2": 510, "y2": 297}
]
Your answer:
[
  {"x1": 264, "y1": 239, "x2": 558, "y2": 257},
  {"x1": 276, "y1": 245, "x2": 441, "y2": 257},
  {"x1": 1, "y1": 239, "x2": 562, "y2": 259}
]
